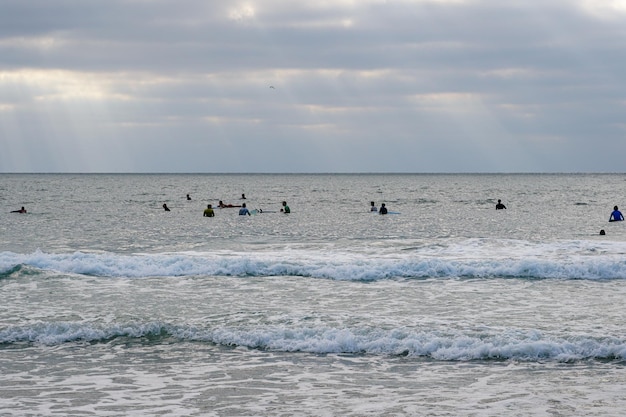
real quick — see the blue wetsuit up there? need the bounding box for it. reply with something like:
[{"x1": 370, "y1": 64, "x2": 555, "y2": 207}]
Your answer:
[{"x1": 609, "y1": 210, "x2": 624, "y2": 222}]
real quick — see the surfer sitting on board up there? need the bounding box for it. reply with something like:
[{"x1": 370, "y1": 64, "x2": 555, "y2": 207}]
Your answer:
[
  {"x1": 281, "y1": 201, "x2": 290, "y2": 213},
  {"x1": 496, "y1": 199, "x2": 506, "y2": 210},
  {"x1": 370, "y1": 201, "x2": 377, "y2": 212},
  {"x1": 11, "y1": 206, "x2": 27, "y2": 213},
  {"x1": 239, "y1": 203, "x2": 250, "y2": 216},
  {"x1": 162, "y1": 203, "x2": 170, "y2": 211},
  {"x1": 203, "y1": 204, "x2": 215, "y2": 217},
  {"x1": 609, "y1": 206, "x2": 624, "y2": 222},
  {"x1": 379, "y1": 203, "x2": 388, "y2": 215}
]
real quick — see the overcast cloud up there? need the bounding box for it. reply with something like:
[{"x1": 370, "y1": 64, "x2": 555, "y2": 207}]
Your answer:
[{"x1": 1, "y1": 0, "x2": 625, "y2": 172}]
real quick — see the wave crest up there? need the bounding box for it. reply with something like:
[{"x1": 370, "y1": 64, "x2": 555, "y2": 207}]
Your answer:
[
  {"x1": 3, "y1": 240, "x2": 626, "y2": 281},
  {"x1": 2, "y1": 321, "x2": 625, "y2": 362}
]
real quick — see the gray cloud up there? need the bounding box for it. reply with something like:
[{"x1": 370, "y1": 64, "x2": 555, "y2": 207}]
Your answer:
[{"x1": 1, "y1": 0, "x2": 626, "y2": 172}]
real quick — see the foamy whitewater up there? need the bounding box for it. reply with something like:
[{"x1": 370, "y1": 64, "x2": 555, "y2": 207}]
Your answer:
[{"x1": 2, "y1": 173, "x2": 626, "y2": 416}]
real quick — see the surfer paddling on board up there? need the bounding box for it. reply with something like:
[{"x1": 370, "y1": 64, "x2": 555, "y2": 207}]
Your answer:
[
  {"x1": 609, "y1": 206, "x2": 624, "y2": 222},
  {"x1": 218, "y1": 200, "x2": 241, "y2": 208},
  {"x1": 496, "y1": 199, "x2": 506, "y2": 210},
  {"x1": 10, "y1": 206, "x2": 27, "y2": 213}
]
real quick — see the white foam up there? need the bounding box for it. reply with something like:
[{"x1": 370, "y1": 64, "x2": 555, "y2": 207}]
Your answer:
[
  {"x1": 3, "y1": 238, "x2": 626, "y2": 280},
  {"x1": 2, "y1": 321, "x2": 625, "y2": 362}
]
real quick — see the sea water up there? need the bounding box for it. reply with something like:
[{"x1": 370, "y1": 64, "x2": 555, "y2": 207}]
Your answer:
[{"x1": 1, "y1": 173, "x2": 626, "y2": 416}]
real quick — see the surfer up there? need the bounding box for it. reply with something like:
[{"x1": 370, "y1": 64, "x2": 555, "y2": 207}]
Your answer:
[
  {"x1": 609, "y1": 206, "x2": 624, "y2": 222},
  {"x1": 281, "y1": 201, "x2": 290, "y2": 213},
  {"x1": 239, "y1": 203, "x2": 250, "y2": 216},
  {"x1": 10, "y1": 206, "x2": 27, "y2": 213},
  {"x1": 218, "y1": 200, "x2": 241, "y2": 208},
  {"x1": 370, "y1": 201, "x2": 377, "y2": 212},
  {"x1": 203, "y1": 204, "x2": 215, "y2": 217},
  {"x1": 163, "y1": 203, "x2": 170, "y2": 211},
  {"x1": 379, "y1": 203, "x2": 388, "y2": 215},
  {"x1": 241, "y1": 193, "x2": 246, "y2": 199},
  {"x1": 496, "y1": 199, "x2": 506, "y2": 210},
  {"x1": 187, "y1": 194, "x2": 191, "y2": 201}
]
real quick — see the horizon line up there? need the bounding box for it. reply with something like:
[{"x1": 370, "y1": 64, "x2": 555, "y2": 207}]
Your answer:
[{"x1": 1, "y1": 171, "x2": 625, "y2": 175}]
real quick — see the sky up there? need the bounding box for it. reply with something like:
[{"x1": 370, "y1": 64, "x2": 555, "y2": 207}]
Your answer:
[{"x1": 1, "y1": 0, "x2": 626, "y2": 173}]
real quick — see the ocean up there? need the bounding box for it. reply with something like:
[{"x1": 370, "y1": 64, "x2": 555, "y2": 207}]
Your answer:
[{"x1": 1, "y1": 173, "x2": 626, "y2": 416}]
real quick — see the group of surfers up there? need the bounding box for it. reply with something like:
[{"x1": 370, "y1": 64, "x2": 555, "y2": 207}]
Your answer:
[
  {"x1": 598, "y1": 205, "x2": 624, "y2": 235},
  {"x1": 369, "y1": 202, "x2": 389, "y2": 214},
  {"x1": 201, "y1": 201, "x2": 290, "y2": 217},
  {"x1": 10, "y1": 197, "x2": 625, "y2": 226},
  {"x1": 493, "y1": 198, "x2": 624, "y2": 224},
  {"x1": 163, "y1": 193, "x2": 286, "y2": 216}
]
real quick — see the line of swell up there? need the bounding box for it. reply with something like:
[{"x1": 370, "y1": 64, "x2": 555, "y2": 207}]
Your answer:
[
  {"x1": 2, "y1": 322, "x2": 625, "y2": 363},
  {"x1": 2, "y1": 257, "x2": 626, "y2": 281}
]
